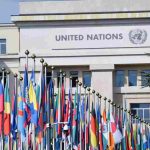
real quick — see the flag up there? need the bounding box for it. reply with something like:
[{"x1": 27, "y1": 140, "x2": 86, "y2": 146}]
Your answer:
[
  {"x1": 4, "y1": 78, "x2": 10, "y2": 136},
  {"x1": 107, "y1": 110, "x2": 115, "y2": 150},
  {"x1": 29, "y1": 81, "x2": 38, "y2": 125},
  {"x1": 95, "y1": 99, "x2": 103, "y2": 150},
  {"x1": 85, "y1": 97, "x2": 89, "y2": 149},
  {"x1": 0, "y1": 81, "x2": 4, "y2": 135},
  {"x1": 11, "y1": 90, "x2": 17, "y2": 140},
  {"x1": 102, "y1": 109, "x2": 108, "y2": 150},
  {"x1": 109, "y1": 112, "x2": 122, "y2": 145},
  {"x1": 23, "y1": 66, "x2": 31, "y2": 127},
  {"x1": 18, "y1": 83, "x2": 26, "y2": 141},
  {"x1": 90, "y1": 102, "x2": 98, "y2": 149}
]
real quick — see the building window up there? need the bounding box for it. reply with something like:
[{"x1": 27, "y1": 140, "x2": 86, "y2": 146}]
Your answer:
[
  {"x1": 46, "y1": 72, "x2": 51, "y2": 85},
  {"x1": 141, "y1": 70, "x2": 150, "y2": 87},
  {"x1": 115, "y1": 70, "x2": 125, "y2": 87},
  {"x1": 131, "y1": 103, "x2": 150, "y2": 123},
  {"x1": 70, "y1": 71, "x2": 78, "y2": 87},
  {"x1": 128, "y1": 70, "x2": 137, "y2": 86},
  {"x1": 83, "y1": 71, "x2": 91, "y2": 87},
  {"x1": 0, "y1": 39, "x2": 6, "y2": 54}
]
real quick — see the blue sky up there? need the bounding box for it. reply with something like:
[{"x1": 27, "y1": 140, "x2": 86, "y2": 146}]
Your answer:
[
  {"x1": 0, "y1": 0, "x2": 55, "y2": 23},
  {"x1": 0, "y1": 0, "x2": 20, "y2": 23}
]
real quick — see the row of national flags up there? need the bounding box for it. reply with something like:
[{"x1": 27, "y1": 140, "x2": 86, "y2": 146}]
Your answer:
[{"x1": 0, "y1": 66, "x2": 149, "y2": 150}]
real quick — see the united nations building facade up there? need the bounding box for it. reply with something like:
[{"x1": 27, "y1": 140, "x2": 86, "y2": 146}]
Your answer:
[{"x1": 1, "y1": 0, "x2": 150, "y2": 122}]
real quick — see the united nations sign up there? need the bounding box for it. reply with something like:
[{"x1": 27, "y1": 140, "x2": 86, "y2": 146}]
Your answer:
[
  {"x1": 129, "y1": 29, "x2": 147, "y2": 44},
  {"x1": 21, "y1": 25, "x2": 150, "y2": 51}
]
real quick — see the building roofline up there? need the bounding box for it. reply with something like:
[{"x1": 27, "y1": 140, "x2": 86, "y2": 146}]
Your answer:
[
  {"x1": 11, "y1": 12, "x2": 150, "y2": 23},
  {"x1": 0, "y1": 23, "x2": 16, "y2": 27}
]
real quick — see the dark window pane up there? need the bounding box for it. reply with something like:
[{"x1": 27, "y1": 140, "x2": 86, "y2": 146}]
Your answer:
[
  {"x1": 138, "y1": 109, "x2": 143, "y2": 118},
  {"x1": 141, "y1": 70, "x2": 150, "y2": 87},
  {"x1": 144, "y1": 109, "x2": 149, "y2": 118},
  {"x1": 128, "y1": 70, "x2": 137, "y2": 86},
  {"x1": 70, "y1": 71, "x2": 78, "y2": 87},
  {"x1": 83, "y1": 72, "x2": 91, "y2": 87},
  {"x1": 47, "y1": 72, "x2": 51, "y2": 85},
  {"x1": 1, "y1": 44, "x2": 6, "y2": 54},
  {"x1": 115, "y1": 70, "x2": 124, "y2": 87},
  {"x1": 0, "y1": 39, "x2": 6, "y2": 43},
  {"x1": 131, "y1": 109, "x2": 137, "y2": 116}
]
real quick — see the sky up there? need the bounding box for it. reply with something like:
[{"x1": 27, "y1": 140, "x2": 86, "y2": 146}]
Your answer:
[
  {"x1": 0, "y1": 0, "x2": 56, "y2": 23},
  {"x1": 0, "y1": 0, "x2": 20, "y2": 23}
]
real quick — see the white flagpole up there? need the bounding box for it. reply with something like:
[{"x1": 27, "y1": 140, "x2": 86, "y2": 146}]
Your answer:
[
  {"x1": 25, "y1": 50, "x2": 29, "y2": 150},
  {"x1": 84, "y1": 86, "x2": 87, "y2": 150},
  {"x1": 87, "y1": 87, "x2": 90, "y2": 150},
  {"x1": 78, "y1": 81, "x2": 82, "y2": 150},
  {"x1": 40, "y1": 58, "x2": 44, "y2": 150},
  {"x1": 1, "y1": 67, "x2": 5, "y2": 150},
  {"x1": 6, "y1": 71, "x2": 10, "y2": 150},
  {"x1": 14, "y1": 73, "x2": 18, "y2": 150},
  {"x1": 31, "y1": 54, "x2": 36, "y2": 150}
]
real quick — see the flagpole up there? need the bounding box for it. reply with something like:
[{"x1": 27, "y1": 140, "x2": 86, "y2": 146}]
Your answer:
[
  {"x1": 63, "y1": 72, "x2": 66, "y2": 150},
  {"x1": 1, "y1": 67, "x2": 5, "y2": 150},
  {"x1": 44, "y1": 62, "x2": 51, "y2": 150},
  {"x1": 31, "y1": 54, "x2": 36, "y2": 150},
  {"x1": 87, "y1": 87, "x2": 90, "y2": 150},
  {"x1": 40, "y1": 58, "x2": 44, "y2": 150},
  {"x1": 25, "y1": 50, "x2": 29, "y2": 150},
  {"x1": 6, "y1": 71, "x2": 10, "y2": 150},
  {"x1": 84, "y1": 85, "x2": 87, "y2": 150},
  {"x1": 14, "y1": 73, "x2": 18, "y2": 150},
  {"x1": 78, "y1": 81, "x2": 82, "y2": 150},
  {"x1": 69, "y1": 76, "x2": 73, "y2": 150},
  {"x1": 19, "y1": 76, "x2": 24, "y2": 150},
  {"x1": 51, "y1": 66, "x2": 55, "y2": 150},
  {"x1": 98, "y1": 94, "x2": 103, "y2": 150}
]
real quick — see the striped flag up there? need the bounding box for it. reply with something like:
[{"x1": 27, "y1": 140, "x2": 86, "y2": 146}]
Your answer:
[
  {"x1": 18, "y1": 83, "x2": 26, "y2": 141},
  {"x1": 90, "y1": 102, "x2": 98, "y2": 149},
  {"x1": 0, "y1": 81, "x2": 4, "y2": 135},
  {"x1": 4, "y1": 78, "x2": 11, "y2": 136}
]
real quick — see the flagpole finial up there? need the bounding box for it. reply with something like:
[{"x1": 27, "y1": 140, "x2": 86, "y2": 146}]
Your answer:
[
  {"x1": 19, "y1": 76, "x2": 23, "y2": 81},
  {"x1": 59, "y1": 69, "x2": 62, "y2": 74},
  {"x1": 63, "y1": 72, "x2": 66, "y2": 77},
  {"x1": 76, "y1": 79, "x2": 79, "y2": 83},
  {"x1": 117, "y1": 105, "x2": 120, "y2": 109},
  {"x1": 1, "y1": 67, "x2": 5, "y2": 72},
  {"x1": 25, "y1": 50, "x2": 29, "y2": 55},
  {"x1": 83, "y1": 85, "x2": 87, "y2": 89},
  {"x1": 96, "y1": 92, "x2": 99, "y2": 96},
  {"x1": 92, "y1": 90, "x2": 95, "y2": 94},
  {"x1": 104, "y1": 97, "x2": 107, "y2": 101},
  {"x1": 40, "y1": 58, "x2": 44, "y2": 64},
  {"x1": 113, "y1": 103, "x2": 116, "y2": 107},
  {"x1": 51, "y1": 66, "x2": 54, "y2": 70},
  {"x1": 31, "y1": 54, "x2": 36, "y2": 59},
  {"x1": 98, "y1": 94, "x2": 102, "y2": 99},
  {"x1": 87, "y1": 87, "x2": 90, "y2": 91},
  {"x1": 14, "y1": 73, "x2": 18, "y2": 78},
  {"x1": 44, "y1": 62, "x2": 48, "y2": 67},
  {"x1": 78, "y1": 82, "x2": 82, "y2": 86},
  {"x1": 108, "y1": 99, "x2": 111, "y2": 103},
  {"x1": 6, "y1": 71, "x2": 10, "y2": 75}
]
